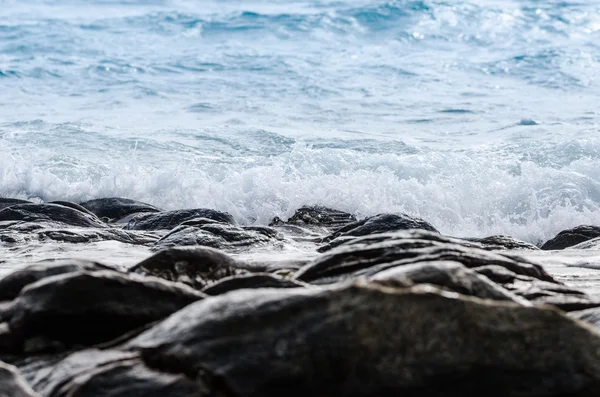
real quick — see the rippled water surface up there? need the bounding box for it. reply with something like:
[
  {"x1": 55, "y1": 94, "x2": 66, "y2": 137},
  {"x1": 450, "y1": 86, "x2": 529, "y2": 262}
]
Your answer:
[{"x1": 2, "y1": 0, "x2": 600, "y2": 243}]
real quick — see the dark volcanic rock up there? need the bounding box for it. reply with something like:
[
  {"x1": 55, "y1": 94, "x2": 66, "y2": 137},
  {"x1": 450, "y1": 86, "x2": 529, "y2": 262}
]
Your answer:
[
  {"x1": 462, "y1": 235, "x2": 539, "y2": 251},
  {"x1": 0, "y1": 361, "x2": 39, "y2": 397},
  {"x1": 0, "y1": 204, "x2": 106, "y2": 228},
  {"x1": 128, "y1": 282, "x2": 600, "y2": 396},
  {"x1": 0, "y1": 259, "x2": 114, "y2": 301},
  {"x1": 541, "y1": 225, "x2": 600, "y2": 250},
  {"x1": 0, "y1": 198, "x2": 32, "y2": 211},
  {"x1": 79, "y1": 198, "x2": 161, "y2": 222},
  {"x1": 370, "y1": 261, "x2": 528, "y2": 304},
  {"x1": 48, "y1": 201, "x2": 97, "y2": 217},
  {"x1": 124, "y1": 209, "x2": 235, "y2": 230},
  {"x1": 52, "y1": 357, "x2": 200, "y2": 397},
  {"x1": 152, "y1": 219, "x2": 281, "y2": 252},
  {"x1": 6, "y1": 271, "x2": 204, "y2": 353},
  {"x1": 324, "y1": 213, "x2": 439, "y2": 242},
  {"x1": 129, "y1": 246, "x2": 243, "y2": 288},
  {"x1": 297, "y1": 230, "x2": 555, "y2": 285},
  {"x1": 202, "y1": 274, "x2": 309, "y2": 296},
  {"x1": 0, "y1": 226, "x2": 161, "y2": 246},
  {"x1": 270, "y1": 206, "x2": 357, "y2": 229}
]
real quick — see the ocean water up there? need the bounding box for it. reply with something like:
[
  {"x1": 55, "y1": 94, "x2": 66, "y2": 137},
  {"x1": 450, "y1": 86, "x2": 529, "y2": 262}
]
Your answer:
[{"x1": 2, "y1": 0, "x2": 600, "y2": 244}]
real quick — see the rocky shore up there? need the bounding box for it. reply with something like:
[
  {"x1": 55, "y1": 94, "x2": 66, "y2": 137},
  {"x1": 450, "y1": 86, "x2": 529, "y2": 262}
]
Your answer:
[{"x1": 2, "y1": 198, "x2": 600, "y2": 395}]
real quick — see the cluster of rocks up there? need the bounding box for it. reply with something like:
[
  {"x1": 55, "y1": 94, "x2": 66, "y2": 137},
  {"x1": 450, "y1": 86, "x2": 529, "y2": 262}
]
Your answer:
[{"x1": 1, "y1": 197, "x2": 600, "y2": 395}]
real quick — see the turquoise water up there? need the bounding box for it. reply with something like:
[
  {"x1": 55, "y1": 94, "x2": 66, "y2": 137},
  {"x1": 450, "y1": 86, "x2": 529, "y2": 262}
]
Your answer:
[{"x1": 2, "y1": 0, "x2": 600, "y2": 243}]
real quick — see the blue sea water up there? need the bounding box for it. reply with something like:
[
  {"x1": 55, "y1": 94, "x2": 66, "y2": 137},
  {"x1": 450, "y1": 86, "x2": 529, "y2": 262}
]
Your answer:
[{"x1": 1, "y1": 0, "x2": 600, "y2": 243}]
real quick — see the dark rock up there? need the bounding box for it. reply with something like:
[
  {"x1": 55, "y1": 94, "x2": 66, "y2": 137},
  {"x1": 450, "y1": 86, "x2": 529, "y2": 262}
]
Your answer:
[
  {"x1": 6, "y1": 271, "x2": 204, "y2": 353},
  {"x1": 370, "y1": 261, "x2": 528, "y2": 304},
  {"x1": 541, "y1": 225, "x2": 600, "y2": 250},
  {"x1": 324, "y1": 213, "x2": 439, "y2": 242},
  {"x1": 0, "y1": 198, "x2": 32, "y2": 211},
  {"x1": 569, "y1": 307, "x2": 600, "y2": 329},
  {"x1": 462, "y1": 235, "x2": 539, "y2": 251},
  {"x1": 473, "y1": 265, "x2": 519, "y2": 284},
  {"x1": 152, "y1": 220, "x2": 281, "y2": 252},
  {"x1": 0, "y1": 226, "x2": 161, "y2": 246},
  {"x1": 570, "y1": 237, "x2": 600, "y2": 250},
  {"x1": 202, "y1": 274, "x2": 309, "y2": 296},
  {"x1": 124, "y1": 209, "x2": 235, "y2": 231},
  {"x1": 270, "y1": 206, "x2": 357, "y2": 229},
  {"x1": 51, "y1": 357, "x2": 200, "y2": 397},
  {"x1": 79, "y1": 198, "x2": 161, "y2": 222},
  {"x1": 0, "y1": 259, "x2": 114, "y2": 301},
  {"x1": 0, "y1": 204, "x2": 106, "y2": 228},
  {"x1": 0, "y1": 361, "x2": 38, "y2": 397},
  {"x1": 48, "y1": 201, "x2": 97, "y2": 217},
  {"x1": 297, "y1": 230, "x2": 555, "y2": 285},
  {"x1": 129, "y1": 246, "x2": 243, "y2": 289},
  {"x1": 128, "y1": 282, "x2": 600, "y2": 396}
]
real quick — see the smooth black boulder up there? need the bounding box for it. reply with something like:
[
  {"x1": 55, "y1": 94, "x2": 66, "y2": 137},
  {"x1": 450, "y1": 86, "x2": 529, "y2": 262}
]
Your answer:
[
  {"x1": 0, "y1": 259, "x2": 114, "y2": 301},
  {"x1": 0, "y1": 361, "x2": 38, "y2": 397},
  {"x1": 79, "y1": 197, "x2": 161, "y2": 222},
  {"x1": 0, "y1": 204, "x2": 106, "y2": 228},
  {"x1": 152, "y1": 219, "x2": 281, "y2": 251},
  {"x1": 128, "y1": 282, "x2": 600, "y2": 396},
  {"x1": 202, "y1": 273, "x2": 309, "y2": 296},
  {"x1": 5, "y1": 271, "x2": 205, "y2": 353},
  {"x1": 124, "y1": 209, "x2": 235, "y2": 230},
  {"x1": 462, "y1": 235, "x2": 539, "y2": 250},
  {"x1": 48, "y1": 201, "x2": 97, "y2": 217},
  {"x1": 0, "y1": 198, "x2": 32, "y2": 211},
  {"x1": 541, "y1": 225, "x2": 600, "y2": 250},
  {"x1": 129, "y1": 246, "x2": 243, "y2": 288},
  {"x1": 270, "y1": 206, "x2": 357, "y2": 229},
  {"x1": 297, "y1": 230, "x2": 555, "y2": 285},
  {"x1": 324, "y1": 213, "x2": 439, "y2": 242},
  {"x1": 370, "y1": 261, "x2": 528, "y2": 304}
]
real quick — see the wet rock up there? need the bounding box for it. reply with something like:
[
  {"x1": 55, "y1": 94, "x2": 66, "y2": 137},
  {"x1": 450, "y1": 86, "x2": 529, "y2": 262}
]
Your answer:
[
  {"x1": 0, "y1": 259, "x2": 114, "y2": 301},
  {"x1": 202, "y1": 274, "x2": 309, "y2": 296},
  {"x1": 152, "y1": 220, "x2": 281, "y2": 252},
  {"x1": 462, "y1": 235, "x2": 540, "y2": 251},
  {"x1": 270, "y1": 206, "x2": 357, "y2": 230},
  {"x1": 48, "y1": 201, "x2": 97, "y2": 217},
  {"x1": 473, "y1": 265, "x2": 519, "y2": 284},
  {"x1": 324, "y1": 213, "x2": 439, "y2": 242},
  {"x1": 0, "y1": 198, "x2": 32, "y2": 211},
  {"x1": 370, "y1": 261, "x2": 528, "y2": 304},
  {"x1": 541, "y1": 225, "x2": 600, "y2": 250},
  {"x1": 124, "y1": 209, "x2": 235, "y2": 231},
  {"x1": 128, "y1": 282, "x2": 600, "y2": 396},
  {"x1": 79, "y1": 198, "x2": 161, "y2": 222},
  {"x1": 569, "y1": 307, "x2": 600, "y2": 329},
  {"x1": 129, "y1": 246, "x2": 243, "y2": 289},
  {"x1": 0, "y1": 361, "x2": 39, "y2": 397},
  {"x1": 297, "y1": 231, "x2": 555, "y2": 285},
  {"x1": 6, "y1": 271, "x2": 204, "y2": 353},
  {"x1": 570, "y1": 237, "x2": 600, "y2": 250},
  {"x1": 50, "y1": 357, "x2": 200, "y2": 397},
  {"x1": 0, "y1": 204, "x2": 106, "y2": 228}
]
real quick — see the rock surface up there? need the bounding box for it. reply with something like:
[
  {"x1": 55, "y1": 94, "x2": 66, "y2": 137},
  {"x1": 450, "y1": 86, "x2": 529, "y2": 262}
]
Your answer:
[
  {"x1": 4, "y1": 271, "x2": 204, "y2": 353},
  {"x1": 128, "y1": 282, "x2": 600, "y2": 396},
  {"x1": 0, "y1": 204, "x2": 107, "y2": 229},
  {"x1": 541, "y1": 225, "x2": 600, "y2": 250},
  {"x1": 202, "y1": 273, "x2": 308, "y2": 296},
  {"x1": 79, "y1": 198, "x2": 161, "y2": 222},
  {"x1": 270, "y1": 206, "x2": 357, "y2": 230},
  {"x1": 0, "y1": 361, "x2": 39, "y2": 397},
  {"x1": 124, "y1": 209, "x2": 235, "y2": 230}
]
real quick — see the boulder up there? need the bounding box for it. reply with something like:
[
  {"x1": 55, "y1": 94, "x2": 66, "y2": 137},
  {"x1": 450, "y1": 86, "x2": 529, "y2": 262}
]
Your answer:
[
  {"x1": 127, "y1": 282, "x2": 600, "y2": 396},
  {"x1": 541, "y1": 225, "x2": 600, "y2": 250},
  {"x1": 202, "y1": 274, "x2": 309, "y2": 296},
  {"x1": 6, "y1": 271, "x2": 204, "y2": 353},
  {"x1": 79, "y1": 198, "x2": 161, "y2": 222},
  {"x1": 152, "y1": 219, "x2": 281, "y2": 252},
  {"x1": 370, "y1": 261, "x2": 528, "y2": 304},
  {"x1": 324, "y1": 213, "x2": 438, "y2": 242},
  {"x1": 0, "y1": 361, "x2": 38, "y2": 397},
  {"x1": 0, "y1": 204, "x2": 106, "y2": 228},
  {"x1": 0, "y1": 259, "x2": 114, "y2": 301},
  {"x1": 48, "y1": 201, "x2": 97, "y2": 217},
  {"x1": 297, "y1": 231, "x2": 555, "y2": 285},
  {"x1": 270, "y1": 206, "x2": 357, "y2": 230},
  {"x1": 124, "y1": 209, "x2": 235, "y2": 230},
  {"x1": 462, "y1": 235, "x2": 539, "y2": 251},
  {"x1": 0, "y1": 198, "x2": 32, "y2": 211},
  {"x1": 129, "y1": 246, "x2": 243, "y2": 288}
]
